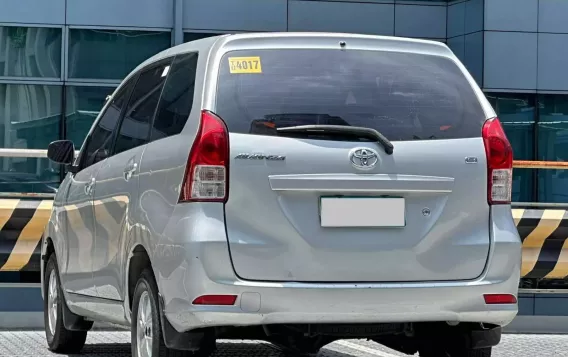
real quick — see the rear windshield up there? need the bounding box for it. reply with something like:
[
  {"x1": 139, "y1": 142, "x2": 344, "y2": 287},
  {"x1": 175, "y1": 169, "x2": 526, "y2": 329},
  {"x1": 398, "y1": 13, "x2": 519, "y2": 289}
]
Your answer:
[{"x1": 215, "y1": 49, "x2": 486, "y2": 141}]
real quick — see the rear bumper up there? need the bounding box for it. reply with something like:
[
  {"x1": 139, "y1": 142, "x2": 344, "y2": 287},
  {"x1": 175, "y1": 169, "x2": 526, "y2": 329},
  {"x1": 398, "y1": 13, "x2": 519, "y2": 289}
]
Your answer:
[
  {"x1": 163, "y1": 271, "x2": 519, "y2": 332},
  {"x1": 156, "y1": 204, "x2": 521, "y2": 333}
]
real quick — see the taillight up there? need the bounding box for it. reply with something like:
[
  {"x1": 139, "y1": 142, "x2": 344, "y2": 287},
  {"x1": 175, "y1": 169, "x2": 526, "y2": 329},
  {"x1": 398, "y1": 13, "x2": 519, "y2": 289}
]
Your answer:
[
  {"x1": 482, "y1": 117, "x2": 513, "y2": 205},
  {"x1": 483, "y1": 294, "x2": 517, "y2": 305},
  {"x1": 179, "y1": 110, "x2": 229, "y2": 202},
  {"x1": 192, "y1": 294, "x2": 237, "y2": 306}
]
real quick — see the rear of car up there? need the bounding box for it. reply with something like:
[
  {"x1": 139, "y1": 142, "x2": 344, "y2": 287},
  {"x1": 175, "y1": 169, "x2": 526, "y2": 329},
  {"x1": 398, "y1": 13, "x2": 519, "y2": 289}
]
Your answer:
[{"x1": 161, "y1": 33, "x2": 521, "y2": 355}]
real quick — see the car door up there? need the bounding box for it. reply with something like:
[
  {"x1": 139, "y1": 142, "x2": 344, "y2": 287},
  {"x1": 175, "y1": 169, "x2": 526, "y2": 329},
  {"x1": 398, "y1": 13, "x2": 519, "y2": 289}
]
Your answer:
[
  {"x1": 137, "y1": 52, "x2": 199, "y2": 282},
  {"x1": 61, "y1": 80, "x2": 132, "y2": 296},
  {"x1": 92, "y1": 58, "x2": 172, "y2": 301}
]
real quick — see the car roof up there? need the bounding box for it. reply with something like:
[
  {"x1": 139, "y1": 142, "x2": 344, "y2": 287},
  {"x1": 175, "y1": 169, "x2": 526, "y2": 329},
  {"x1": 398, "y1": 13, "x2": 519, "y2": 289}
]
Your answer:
[
  {"x1": 110, "y1": 32, "x2": 491, "y2": 120},
  {"x1": 129, "y1": 32, "x2": 454, "y2": 79}
]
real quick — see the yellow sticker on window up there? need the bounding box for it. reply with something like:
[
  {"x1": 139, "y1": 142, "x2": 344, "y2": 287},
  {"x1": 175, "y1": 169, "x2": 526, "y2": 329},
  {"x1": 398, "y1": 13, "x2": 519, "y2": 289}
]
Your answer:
[{"x1": 228, "y1": 56, "x2": 262, "y2": 74}]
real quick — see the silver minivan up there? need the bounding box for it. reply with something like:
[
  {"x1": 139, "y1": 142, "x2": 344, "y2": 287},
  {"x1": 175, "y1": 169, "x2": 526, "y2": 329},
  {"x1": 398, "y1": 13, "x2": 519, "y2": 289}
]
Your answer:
[{"x1": 43, "y1": 32, "x2": 521, "y2": 357}]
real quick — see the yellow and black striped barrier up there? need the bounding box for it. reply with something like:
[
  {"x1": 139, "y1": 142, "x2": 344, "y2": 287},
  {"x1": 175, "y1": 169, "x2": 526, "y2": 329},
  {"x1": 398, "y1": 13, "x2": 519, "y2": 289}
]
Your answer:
[
  {"x1": 0, "y1": 197, "x2": 565, "y2": 281},
  {"x1": 513, "y1": 208, "x2": 568, "y2": 280},
  {"x1": 0, "y1": 199, "x2": 52, "y2": 273},
  {"x1": 511, "y1": 160, "x2": 568, "y2": 280}
]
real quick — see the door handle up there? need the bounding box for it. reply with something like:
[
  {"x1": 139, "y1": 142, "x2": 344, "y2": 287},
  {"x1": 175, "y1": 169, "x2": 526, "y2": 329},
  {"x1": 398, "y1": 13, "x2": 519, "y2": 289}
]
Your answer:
[
  {"x1": 84, "y1": 177, "x2": 95, "y2": 196},
  {"x1": 123, "y1": 163, "x2": 138, "y2": 181}
]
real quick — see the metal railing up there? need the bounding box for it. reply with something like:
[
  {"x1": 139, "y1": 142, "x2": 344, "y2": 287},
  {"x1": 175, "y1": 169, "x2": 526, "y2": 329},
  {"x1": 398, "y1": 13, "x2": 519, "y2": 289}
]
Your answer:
[
  {"x1": 0, "y1": 149, "x2": 50, "y2": 158},
  {"x1": 0, "y1": 150, "x2": 560, "y2": 165},
  {"x1": 0, "y1": 149, "x2": 563, "y2": 200},
  {"x1": 512, "y1": 160, "x2": 568, "y2": 208},
  {"x1": 514, "y1": 160, "x2": 568, "y2": 170},
  {"x1": 0, "y1": 148, "x2": 79, "y2": 158},
  {"x1": 0, "y1": 148, "x2": 67, "y2": 199}
]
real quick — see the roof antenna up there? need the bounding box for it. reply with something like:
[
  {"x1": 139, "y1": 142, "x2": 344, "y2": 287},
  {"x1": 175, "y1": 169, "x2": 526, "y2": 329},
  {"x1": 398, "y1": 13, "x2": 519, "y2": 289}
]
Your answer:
[{"x1": 339, "y1": 41, "x2": 346, "y2": 48}]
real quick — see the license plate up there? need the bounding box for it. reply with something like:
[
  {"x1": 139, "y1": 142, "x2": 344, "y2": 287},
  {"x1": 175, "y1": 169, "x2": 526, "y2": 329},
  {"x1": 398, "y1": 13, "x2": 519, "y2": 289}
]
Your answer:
[{"x1": 320, "y1": 197, "x2": 405, "y2": 228}]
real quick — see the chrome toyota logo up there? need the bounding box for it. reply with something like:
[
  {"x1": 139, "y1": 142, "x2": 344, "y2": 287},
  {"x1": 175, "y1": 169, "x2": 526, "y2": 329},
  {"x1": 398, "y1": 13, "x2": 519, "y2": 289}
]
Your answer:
[{"x1": 349, "y1": 148, "x2": 379, "y2": 170}]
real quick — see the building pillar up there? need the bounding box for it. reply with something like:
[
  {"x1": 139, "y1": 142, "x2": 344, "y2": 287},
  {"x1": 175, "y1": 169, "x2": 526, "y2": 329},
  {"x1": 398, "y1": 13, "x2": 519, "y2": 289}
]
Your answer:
[{"x1": 173, "y1": 0, "x2": 183, "y2": 46}]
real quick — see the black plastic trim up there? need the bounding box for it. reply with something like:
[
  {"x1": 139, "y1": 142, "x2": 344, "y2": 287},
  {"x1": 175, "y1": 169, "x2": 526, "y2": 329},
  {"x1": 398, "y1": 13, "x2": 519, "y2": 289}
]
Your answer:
[
  {"x1": 414, "y1": 322, "x2": 502, "y2": 350},
  {"x1": 468, "y1": 325, "x2": 502, "y2": 349},
  {"x1": 61, "y1": 297, "x2": 93, "y2": 331},
  {"x1": 157, "y1": 293, "x2": 204, "y2": 351},
  {"x1": 52, "y1": 262, "x2": 93, "y2": 331}
]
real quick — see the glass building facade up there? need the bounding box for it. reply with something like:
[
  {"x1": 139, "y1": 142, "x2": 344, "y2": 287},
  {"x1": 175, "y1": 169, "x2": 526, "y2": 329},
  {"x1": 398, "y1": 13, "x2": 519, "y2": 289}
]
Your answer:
[{"x1": 0, "y1": 0, "x2": 566, "y2": 204}]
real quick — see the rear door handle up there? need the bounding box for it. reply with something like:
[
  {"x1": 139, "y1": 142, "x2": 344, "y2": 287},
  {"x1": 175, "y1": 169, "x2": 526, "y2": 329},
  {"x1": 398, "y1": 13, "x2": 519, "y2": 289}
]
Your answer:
[
  {"x1": 84, "y1": 177, "x2": 95, "y2": 196},
  {"x1": 124, "y1": 163, "x2": 138, "y2": 181}
]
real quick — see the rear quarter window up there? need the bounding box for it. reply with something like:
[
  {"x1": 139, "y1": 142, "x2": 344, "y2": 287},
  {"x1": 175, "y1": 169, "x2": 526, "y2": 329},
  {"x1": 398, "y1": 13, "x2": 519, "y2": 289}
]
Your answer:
[{"x1": 214, "y1": 48, "x2": 486, "y2": 141}]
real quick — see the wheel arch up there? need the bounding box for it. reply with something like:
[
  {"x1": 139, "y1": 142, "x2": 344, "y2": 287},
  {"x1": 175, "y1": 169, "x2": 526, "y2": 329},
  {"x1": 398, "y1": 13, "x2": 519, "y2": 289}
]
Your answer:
[
  {"x1": 43, "y1": 249, "x2": 93, "y2": 332},
  {"x1": 41, "y1": 214, "x2": 62, "y2": 297},
  {"x1": 126, "y1": 244, "x2": 153, "y2": 316},
  {"x1": 41, "y1": 236, "x2": 56, "y2": 300}
]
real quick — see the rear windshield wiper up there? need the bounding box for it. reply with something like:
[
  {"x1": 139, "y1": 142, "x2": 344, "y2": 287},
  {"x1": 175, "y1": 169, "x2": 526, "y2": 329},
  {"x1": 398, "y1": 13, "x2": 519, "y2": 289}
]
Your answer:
[{"x1": 277, "y1": 125, "x2": 394, "y2": 155}]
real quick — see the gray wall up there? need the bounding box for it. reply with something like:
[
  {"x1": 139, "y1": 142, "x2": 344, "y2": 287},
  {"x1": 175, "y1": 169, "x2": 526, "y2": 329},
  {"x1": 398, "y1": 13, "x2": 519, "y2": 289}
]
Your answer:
[
  {"x1": 447, "y1": 0, "x2": 484, "y2": 86},
  {"x1": 184, "y1": 0, "x2": 448, "y2": 40},
  {"x1": 2, "y1": 0, "x2": 568, "y2": 91},
  {"x1": 483, "y1": 0, "x2": 568, "y2": 92},
  {"x1": 447, "y1": 0, "x2": 568, "y2": 92},
  {"x1": 0, "y1": 0, "x2": 448, "y2": 40}
]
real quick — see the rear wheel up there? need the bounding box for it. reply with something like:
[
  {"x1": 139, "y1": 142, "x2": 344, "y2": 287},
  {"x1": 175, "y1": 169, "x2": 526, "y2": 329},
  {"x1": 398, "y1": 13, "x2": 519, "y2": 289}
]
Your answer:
[
  {"x1": 44, "y1": 255, "x2": 88, "y2": 353},
  {"x1": 132, "y1": 269, "x2": 213, "y2": 357}
]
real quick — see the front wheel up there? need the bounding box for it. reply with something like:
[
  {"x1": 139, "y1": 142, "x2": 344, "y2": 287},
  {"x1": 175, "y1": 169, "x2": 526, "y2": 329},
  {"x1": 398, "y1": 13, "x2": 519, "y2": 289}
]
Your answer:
[{"x1": 44, "y1": 255, "x2": 88, "y2": 353}]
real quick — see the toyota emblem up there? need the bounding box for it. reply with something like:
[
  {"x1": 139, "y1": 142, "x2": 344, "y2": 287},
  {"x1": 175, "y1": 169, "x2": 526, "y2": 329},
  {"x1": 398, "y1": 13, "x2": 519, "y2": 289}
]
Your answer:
[{"x1": 349, "y1": 148, "x2": 379, "y2": 170}]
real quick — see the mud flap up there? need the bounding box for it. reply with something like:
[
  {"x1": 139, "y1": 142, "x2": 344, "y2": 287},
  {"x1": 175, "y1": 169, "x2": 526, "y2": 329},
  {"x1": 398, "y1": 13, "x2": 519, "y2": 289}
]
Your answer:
[
  {"x1": 157, "y1": 293, "x2": 207, "y2": 351},
  {"x1": 61, "y1": 296, "x2": 93, "y2": 331}
]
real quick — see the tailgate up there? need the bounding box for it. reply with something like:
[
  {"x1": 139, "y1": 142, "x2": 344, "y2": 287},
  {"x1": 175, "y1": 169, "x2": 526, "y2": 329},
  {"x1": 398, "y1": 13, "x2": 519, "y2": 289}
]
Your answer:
[{"x1": 213, "y1": 44, "x2": 491, "y2": 282}]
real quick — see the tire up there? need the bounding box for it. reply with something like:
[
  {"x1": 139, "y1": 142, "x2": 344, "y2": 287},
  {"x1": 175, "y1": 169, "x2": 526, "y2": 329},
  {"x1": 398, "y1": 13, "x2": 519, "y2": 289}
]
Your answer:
[
  {"x1": 44, "y1": 254, "x2": 88, "y2": 353},
  {"x1": 419, "y1": 346, "x2": 492, "y2": 357},
  {"x1": 131, "y1": 269, "x2": 194, "y2": 357}
]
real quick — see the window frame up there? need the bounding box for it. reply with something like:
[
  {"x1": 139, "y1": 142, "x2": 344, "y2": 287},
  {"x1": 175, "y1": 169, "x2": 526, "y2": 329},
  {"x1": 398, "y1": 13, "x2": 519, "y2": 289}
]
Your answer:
[
  {"x1": 76, "y1": 74, "x2": 138, "y2": 172},
  {"x1": 183, "y1": 31, "x2": 226, "y2": 44},
  {"x1": 110, "y1": 56, "x2": 175, "y2": 156},
  {"x1": 149, "y1": 51, "x2": 199, "y2": 142},
  {"x1": 65, "y1": 26, "x2": 173, "y2": 82},
  {"x1": 182, "y1": 29, "x2": 252, "y2": 42},
  {"x1": 536, "y1": 94, "x2": 568, "y2": 203},
  {"x1": 64, "y1": 84, "x2": 119, "y2": 149},
  {"x1": 485, "y1": 92, "x2": 538, "y2": 203},
  {"x1": 0, "y1": 23, "x2": 65, "y2": 82},
  {"x1": 0, "y1": 82, "x2": 63, "y2": 194}
]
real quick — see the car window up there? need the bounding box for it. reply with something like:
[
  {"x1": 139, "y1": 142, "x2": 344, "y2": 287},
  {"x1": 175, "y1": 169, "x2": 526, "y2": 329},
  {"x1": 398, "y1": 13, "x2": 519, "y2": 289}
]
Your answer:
[
  {"x1": 81, "y1": 76, "x2": 136, "y2": 169},
  {"x1": 114, "y1": 58, "x2": 172, "y2": 155},
  {"x1": 215, "y1": 49, "x2": 486, "y2": 141},
  {"x1": 151, "y1": 53, "x2": 198, "y2": 141}
]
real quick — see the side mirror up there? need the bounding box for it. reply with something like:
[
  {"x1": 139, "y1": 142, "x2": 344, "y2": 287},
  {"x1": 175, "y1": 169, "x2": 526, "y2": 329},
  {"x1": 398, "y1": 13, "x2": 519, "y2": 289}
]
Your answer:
[{"x1": 47, "y1": 140, "x2": 75, "y2": 165}]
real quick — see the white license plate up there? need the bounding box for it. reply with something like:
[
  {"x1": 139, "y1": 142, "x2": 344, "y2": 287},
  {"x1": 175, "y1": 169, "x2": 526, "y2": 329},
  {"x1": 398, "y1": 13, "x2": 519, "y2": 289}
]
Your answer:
[{"x1": 320, "y1": 197, "x2": 405, "y2": 228}]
